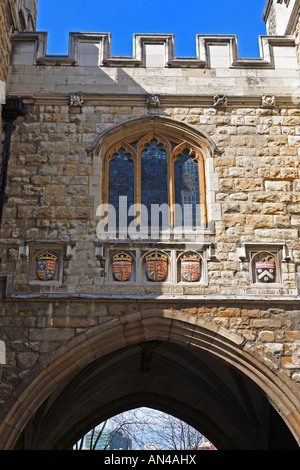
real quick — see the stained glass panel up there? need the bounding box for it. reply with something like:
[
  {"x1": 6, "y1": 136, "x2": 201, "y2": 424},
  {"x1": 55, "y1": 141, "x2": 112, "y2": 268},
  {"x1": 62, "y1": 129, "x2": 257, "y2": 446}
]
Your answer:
[
  {"x1": 141, "y1": 139, "x2": 168, "y2": 227},
  {"x1": 108, "y1": 148, "x2": 134, "y2": 228},
  {"x1": 174, "y1": 149, "x2": 201, "y2": 227}
]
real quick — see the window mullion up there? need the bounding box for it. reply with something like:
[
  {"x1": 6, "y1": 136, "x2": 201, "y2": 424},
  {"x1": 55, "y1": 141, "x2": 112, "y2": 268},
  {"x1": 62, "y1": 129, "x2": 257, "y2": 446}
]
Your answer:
[
  {"x1": 135, "y1": 147, "x2": 142, "y2": 227},
  {"x1": 169, "y1": 150, "x2": 176, "y2": 227},
  {"x1": 197, "y1": 154, "x2": 207, "y2": 226}
]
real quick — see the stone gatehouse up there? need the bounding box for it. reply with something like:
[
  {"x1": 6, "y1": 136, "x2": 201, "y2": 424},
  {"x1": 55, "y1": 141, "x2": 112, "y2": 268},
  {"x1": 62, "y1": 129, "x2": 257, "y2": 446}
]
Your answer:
[{"x1": 0, "y1": 0, "x2": 300, "y2": 449}]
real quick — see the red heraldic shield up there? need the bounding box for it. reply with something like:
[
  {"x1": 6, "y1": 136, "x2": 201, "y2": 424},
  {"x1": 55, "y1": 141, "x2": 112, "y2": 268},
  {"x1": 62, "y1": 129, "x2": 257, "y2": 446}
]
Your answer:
[
  {"x1": 112, "y1": 252, "x2": 132, "y2": 282},
  {"x1": 145, "y1": 251, "x2": 168, "y2": 282},
  {"x1": 36, "y1": 251, "x2": 57, "y2": 281},
  {"x1": 181, "y1": 254, "x2": 201, "y2": 283},
  {"x1": 255, "y1": 260, "x2": 276, "y2": 283}
]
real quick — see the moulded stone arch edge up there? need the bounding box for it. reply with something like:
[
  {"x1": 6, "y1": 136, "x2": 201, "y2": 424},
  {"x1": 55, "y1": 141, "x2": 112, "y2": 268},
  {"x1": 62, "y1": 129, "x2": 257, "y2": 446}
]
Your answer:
[
  {"x1": 88, "y1": 115, "x2": 223, "y2": 158},
  {"x1": 0, "y1": 311, "x2": 299, "y2": 449}
]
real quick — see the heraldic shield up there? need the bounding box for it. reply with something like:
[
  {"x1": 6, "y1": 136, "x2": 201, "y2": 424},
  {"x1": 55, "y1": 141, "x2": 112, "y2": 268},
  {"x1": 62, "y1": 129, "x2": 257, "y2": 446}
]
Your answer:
[
  {"x1": 36, "y1": 251, "x2": 58, "y2": 281},
  {"x1": 181, "y1": 253, "x2": 201, "y2": 283},
  {"x1": 255, "y1": 255, "x2": 276, "y2": 283},
  {"x1": 112, "y1": 251, "x2": 132, "y2": 282},
  {"x1": 145, "y1": 251, "x2": 168, "y2": 282}
]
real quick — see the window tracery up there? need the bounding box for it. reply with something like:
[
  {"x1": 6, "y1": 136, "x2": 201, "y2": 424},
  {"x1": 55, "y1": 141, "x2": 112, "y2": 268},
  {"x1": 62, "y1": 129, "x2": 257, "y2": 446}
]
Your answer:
[{"x1": 103, "y1": 132, "x2": 207, "y2": 232}]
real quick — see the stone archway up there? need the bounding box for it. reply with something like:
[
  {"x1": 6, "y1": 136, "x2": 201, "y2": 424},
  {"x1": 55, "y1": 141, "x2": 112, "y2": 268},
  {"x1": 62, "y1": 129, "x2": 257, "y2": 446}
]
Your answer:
[{"x1": 0, "y1": 310, "x2": 299, "y2": 450}]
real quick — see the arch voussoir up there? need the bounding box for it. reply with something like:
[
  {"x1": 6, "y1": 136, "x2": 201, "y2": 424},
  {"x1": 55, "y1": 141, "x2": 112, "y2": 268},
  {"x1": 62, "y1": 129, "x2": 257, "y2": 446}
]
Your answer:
[{"x1": 0, "y1": 309, "x2": 299, "y2": 449}]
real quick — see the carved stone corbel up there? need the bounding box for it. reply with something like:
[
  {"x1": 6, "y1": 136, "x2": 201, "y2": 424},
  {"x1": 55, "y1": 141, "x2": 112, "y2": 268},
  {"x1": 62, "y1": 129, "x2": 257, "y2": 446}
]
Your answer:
[
  {"x1": 261, "y1": 95, "x2": 276, "y2": 109},
  {"x1": 146, "y1": 94, "x2": 160, "y2": 108},
  {"x1": 65, "y1": 243, "x2": 76, "y2": 260},
  {"x1": 69, "y1": 93, "x2": 84, "y2": 107},
  {"x1": 213, "y1": 94, "x2": 227, "y2": 108}
]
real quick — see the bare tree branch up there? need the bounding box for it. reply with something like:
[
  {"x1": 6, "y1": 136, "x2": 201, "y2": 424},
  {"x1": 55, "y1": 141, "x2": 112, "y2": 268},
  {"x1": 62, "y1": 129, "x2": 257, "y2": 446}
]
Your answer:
[{"x1": 74, "y1": 407, "x2": 205, "y2": 450}]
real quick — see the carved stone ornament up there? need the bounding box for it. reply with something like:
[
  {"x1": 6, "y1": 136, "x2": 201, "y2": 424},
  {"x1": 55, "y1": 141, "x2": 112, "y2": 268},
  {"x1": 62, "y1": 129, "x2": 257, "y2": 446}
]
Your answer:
[
  {"x1": 69, "y1": 93, "x2": 84, "y2": 107},
  {"x1": 112, "y1": 251, "x2": 132, "y2": 282},
  {"x1": 146, "y1": 94, "x2": 160, "y2": 107},
  {"x1": 261, "y1": 95, "x2": 276, "y2": 109},
  {"x1": 213, "y1": 94, "x2": 227, "y2": 107},
  {"x1": 180, "y1": 253, "x2": 201, "y2": 283},
  {"x1": 36, "y1": 251, "x2": 58, "y2": 281},
  {"x1": 145, "y1": 251, "x2": 168, "y2": 282},
  {"x1": 254, "y1": 252, "x2": 276, "y2": 284}
]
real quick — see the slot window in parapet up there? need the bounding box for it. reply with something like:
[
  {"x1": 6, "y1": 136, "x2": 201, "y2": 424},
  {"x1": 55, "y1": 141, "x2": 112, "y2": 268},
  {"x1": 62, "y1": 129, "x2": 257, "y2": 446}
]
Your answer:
[{"x1": 102, "y1": 132, "x2": 207, "y2": 237}]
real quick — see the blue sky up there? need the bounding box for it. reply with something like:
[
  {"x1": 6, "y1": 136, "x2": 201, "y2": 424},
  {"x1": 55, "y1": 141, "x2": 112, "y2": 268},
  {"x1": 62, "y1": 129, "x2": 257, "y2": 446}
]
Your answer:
[{"x1": 37, "y1": 0, "x2": 268, "y2": 59}]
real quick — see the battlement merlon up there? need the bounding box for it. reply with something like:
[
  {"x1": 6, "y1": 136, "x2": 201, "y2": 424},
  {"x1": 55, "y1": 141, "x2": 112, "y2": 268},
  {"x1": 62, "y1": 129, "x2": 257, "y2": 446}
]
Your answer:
[{"x1": 9, "y1": 31, "x2": 298, "y2": 70}]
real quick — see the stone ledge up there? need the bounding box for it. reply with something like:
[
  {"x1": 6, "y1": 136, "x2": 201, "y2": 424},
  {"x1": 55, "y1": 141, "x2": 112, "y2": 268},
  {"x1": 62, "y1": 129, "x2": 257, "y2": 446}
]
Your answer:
[
  {"x1": 5, "y1": 92, "x2": 299, "y2": 108},
  {"x1": 4, "y1": 293, "x2": 300, "y2": 303}
]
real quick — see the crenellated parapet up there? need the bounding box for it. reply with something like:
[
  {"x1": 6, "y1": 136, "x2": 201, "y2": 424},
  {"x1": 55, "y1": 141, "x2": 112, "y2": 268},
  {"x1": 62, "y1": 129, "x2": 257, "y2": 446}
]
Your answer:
[
  {"x1": 9, "y1": 30, "x2": 298, "y2": 70},
  {"x1": 6, "y1": 30, "x2": 300, "y2": 104}
]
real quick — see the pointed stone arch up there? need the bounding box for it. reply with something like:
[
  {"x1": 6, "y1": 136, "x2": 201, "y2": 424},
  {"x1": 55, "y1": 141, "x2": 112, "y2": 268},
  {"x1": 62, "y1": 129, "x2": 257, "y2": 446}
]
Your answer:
[
  {"x1": 89, "y1": 115, "x2": 222, "y2": 159},
  {"x1": 0, "y1": 310, "x2": 299, "y2": 449}
]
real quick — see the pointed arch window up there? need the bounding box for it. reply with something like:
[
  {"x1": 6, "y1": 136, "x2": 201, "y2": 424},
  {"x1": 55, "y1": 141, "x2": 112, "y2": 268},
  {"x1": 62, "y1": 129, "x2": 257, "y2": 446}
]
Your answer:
[{"x1": 103, "y1": 132, "x2": 207, "y2": 232}]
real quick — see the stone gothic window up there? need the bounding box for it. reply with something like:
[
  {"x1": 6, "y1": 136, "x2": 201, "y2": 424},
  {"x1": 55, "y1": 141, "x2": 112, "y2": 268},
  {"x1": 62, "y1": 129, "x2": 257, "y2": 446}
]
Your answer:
[{"x1": 103, "y1": 132, "x2": 207, "y2": 232}]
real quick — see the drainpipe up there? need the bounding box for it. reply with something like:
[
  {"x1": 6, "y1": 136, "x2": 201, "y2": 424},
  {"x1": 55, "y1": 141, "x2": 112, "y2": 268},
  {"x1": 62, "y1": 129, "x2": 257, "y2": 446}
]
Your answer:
[{"x1": 0, "y1": 99, "x2": 28, "y2": 227}]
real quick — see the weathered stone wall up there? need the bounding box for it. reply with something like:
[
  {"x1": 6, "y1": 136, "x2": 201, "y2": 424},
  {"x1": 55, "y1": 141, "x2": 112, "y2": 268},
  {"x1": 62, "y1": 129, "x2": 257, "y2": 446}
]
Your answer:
[
  {"x1": 1, "y1": 101, "x2": 300, "y2": 295},
  {"x1": 1, "y1": 31, "x2": 300, "y2": 369},
  {"x1": 0, "y1": 100, "x2": 299, "y2": 385},
  {"x1": 0, "y1": 1, "x2": 11, "y2": 84}
]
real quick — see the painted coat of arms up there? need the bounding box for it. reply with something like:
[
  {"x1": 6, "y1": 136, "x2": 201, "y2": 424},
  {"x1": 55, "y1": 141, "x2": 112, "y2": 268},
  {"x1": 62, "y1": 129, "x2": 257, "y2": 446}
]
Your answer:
[
  {"x1": 112, "y1": 252, "x2": 132, "y2": 282},
  {"x1": 255, "y1": 254, "x2": 276, "y2": 283},
  {"x1": 36, "y1": 251, "x2": 58, "y2": 281},
  {"x1": 145, "y1": 251, "x2": 168, "y2": 282},
  {"x1": 181, "y1": 253, "x2": 201, "y2": 283}
]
